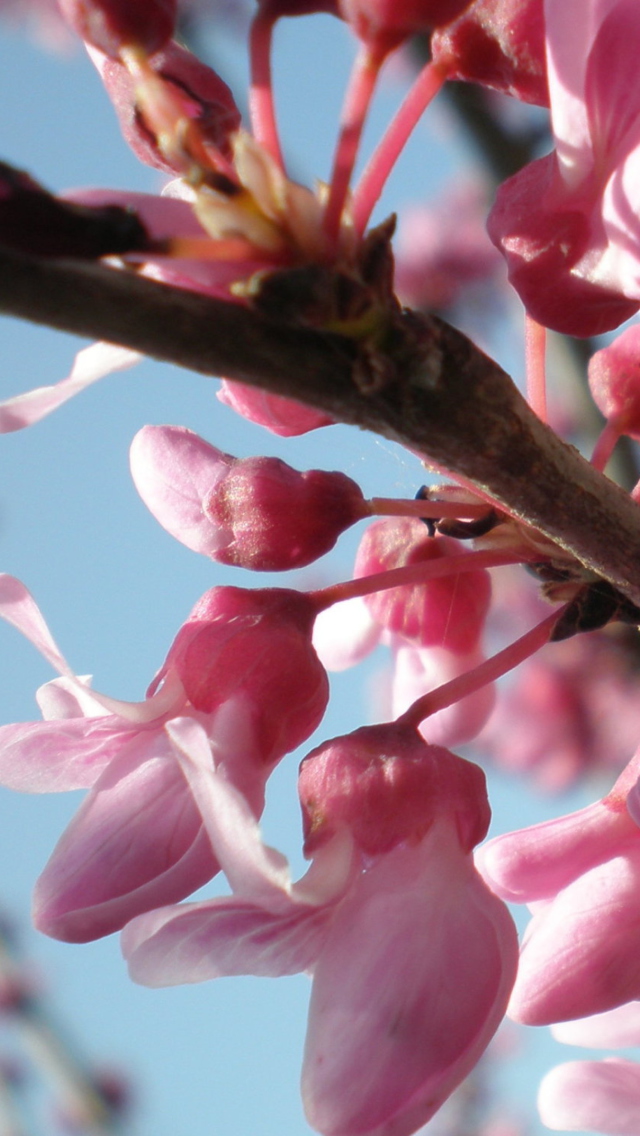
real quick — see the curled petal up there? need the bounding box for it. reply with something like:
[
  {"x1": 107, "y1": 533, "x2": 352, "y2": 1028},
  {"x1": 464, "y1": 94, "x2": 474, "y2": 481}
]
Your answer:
[
  {"x1": 0, "y1": 342, "x2": 141, "y2": 433},
  {"x1": 123, "y1": 895, "x2": 334, "y2": 987}
]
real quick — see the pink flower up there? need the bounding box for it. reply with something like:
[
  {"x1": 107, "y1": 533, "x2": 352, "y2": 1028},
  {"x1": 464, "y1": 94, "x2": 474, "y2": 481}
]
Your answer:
[
  {"x1": 477, "y1": 755, "x2": 640, "y2": 1024},
  {"x1": 130, "y1": 424, "x2": 365, "y2": 567},
  {"x1": 589, "y1": 324, "x2": 640, "y2": 439},
  {"x1": 123, "y1": 720, "x2": 518, "y2": 1136},
  {"x1": 487, "y1": 0, "x2": 640, "y2": 336},
  {"x1": 58, "y1": 0, "x2": 177, "y2": 57},
  {"x1": 0, "y1": 575, "x2": 328, "y2": 942}
]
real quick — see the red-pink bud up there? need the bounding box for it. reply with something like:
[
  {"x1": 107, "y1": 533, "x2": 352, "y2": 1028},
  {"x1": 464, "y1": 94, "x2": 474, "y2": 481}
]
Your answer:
[
  {"x1": 165, "y1": 587, "x2": 329, "y2": 762},
  {"x1": 204, "y1": 456, "x2": 366, "y2": 570},
  {"x1": 588, "y1": 325, "x2": 640, "y2": 438},
  {"x1": 58, "y1": 0, "x2": 177, "y2": 57},
  {"x1": 338, "y1": 0, "x2": 474, "y2": 51},
  {"x1": 299, "y1": 723, "x2": 490, "y2": 856},
  {"x1": 98, "y1": 44, "x2": 241, "y2": 172},
  {"x1": 431, "y1": 0, "x2": 548, "y2": 106},
  {"x1": 354, "y1": 517, "x2": 491, "y2": 654}
]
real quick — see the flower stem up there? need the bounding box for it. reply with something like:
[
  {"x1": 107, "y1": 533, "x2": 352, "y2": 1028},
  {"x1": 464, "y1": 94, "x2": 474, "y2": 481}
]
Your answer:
[
  {"x1": 311, "y1": 550, "x2": 523, "y2": 612},
  {"x1": 397, "y1": 607, "x2": 565, "y2": 729},
  {"x1": 590, "y1": 419, "x2": 621, "y2": 472},
  {"x1": 249, "y1": 11, "x2": 286, "y2": 170},
  {"x1": 323, "y1": 44, "x2": 385, "y2": 250},
  {"x1": 525, "y1": 314, "x2": 547, "y2": 422},
  {"x1": 352, "y1": 59, "x2": 449, "y2": 236},
  {"x1": 368, "y1": 496, "x2": 492, "y2": 520}
]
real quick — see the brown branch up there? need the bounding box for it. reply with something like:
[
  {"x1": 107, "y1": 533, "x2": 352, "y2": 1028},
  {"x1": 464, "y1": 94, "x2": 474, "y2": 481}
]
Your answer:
[{"x1": 2, "y1": 243, "x2": 640, "y2": 604}]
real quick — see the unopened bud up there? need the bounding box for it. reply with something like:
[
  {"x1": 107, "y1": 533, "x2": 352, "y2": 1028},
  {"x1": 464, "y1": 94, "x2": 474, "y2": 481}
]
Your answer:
[{"x1": 589, "y1": 324, "x2": 640, "y2": 439}]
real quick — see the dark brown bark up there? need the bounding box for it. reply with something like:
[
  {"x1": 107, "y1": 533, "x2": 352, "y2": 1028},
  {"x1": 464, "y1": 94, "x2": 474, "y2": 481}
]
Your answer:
[{"x1": 1, "y1": 243, "x2": 640, "y2": 604}]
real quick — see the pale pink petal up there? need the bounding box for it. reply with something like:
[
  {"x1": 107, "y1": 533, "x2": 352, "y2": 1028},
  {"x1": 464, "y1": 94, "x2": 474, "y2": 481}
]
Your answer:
[
  {"x1": 130, "y1": 425, "x2": 231, "y2": 556},
  {"x1": 35, "y1": 676, "x2": 109, "y2": 720},
  {"x1": 538, "y1": 1058, "x2": 640, "y2": 1135},
  {"x1": 0, "y1": 715, "x2": 135, "y2": 792},
  {"x1": 33, "y1": 738, "x2": 218, "y2": 942},
  {"x1": 392, "y1": 645, "x2": 496, "y2": 748},
  {"x1": 122, "y1": 895, "x2": 334, "y2": 987},
  {"x1": 302, "y1": 824, "x2": 518, "y2": 1136},
  {"x1": 165, "y1": 717, "x2": 294, "y2": 909},
  {"x1": 0, "y1": 574, "x2": 75, "y2": 677},
  {"x1": 312, "y1": 597, "x2": 380, "y2": 671},
  {"x1": 552, "y1": 1002, "x2": 640, "y2": 1049},
  {"x1": 0, "y1": 342, "x2": 140, "y2": 432}
]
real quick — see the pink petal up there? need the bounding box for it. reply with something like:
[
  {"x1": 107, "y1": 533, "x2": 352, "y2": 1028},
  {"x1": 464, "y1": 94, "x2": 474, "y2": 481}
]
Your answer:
[
  {"x1": 33, "y1": 737, "x2": 218, "y2": 942},
  {"x1": 0, "y1": 342, "x2": 140, "y2": 432},
  {"x1": 165, "y1": 717, "x2": 294, "y2": 910},
  {"x1": 217, "y1": 381, "x2": 333, "y2": 436},
  {"x1": 302, "y1": 824, "x2": 518, "y2": 1136},
  {"x1": 538, "y1": 1058, "x2": 640, "y2": 1135},
  {"x1": 476, "y1": 799, "x2": 636, "y2": 903},
  {"x1": 508, "y1": 852, "x2": 640, "y2": 1025},
  {"x1": 129, "y1": 425, "x2": 231, "y2": 556},
  {"x1": 122, "y1": 895, "x2": 334, "y2": 987}
]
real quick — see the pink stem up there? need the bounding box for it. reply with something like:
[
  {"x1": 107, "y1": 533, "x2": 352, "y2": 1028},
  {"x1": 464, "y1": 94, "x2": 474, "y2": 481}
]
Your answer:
[
  {"x1": 352, "y1": 59, "x2": 449, "y2": 236},
  {"x1": 525, "y1": 314, "x2": 548, "y2": 422},
  {"x1": 249, "y1": 11, "x2": 285, "y2": 170},
  {"x1": 397, "y1": 607, "x2": 565, "y2": 729},
  {"x1": 590, "y1": 419, "x2": 621, "y2": 472},
  {"x1": 311, "y1": 549, "x2": 523, "y2": 612},
  {"x1": 368, "y1": 497, "x2": 492, "y2": 519},
  {"x1": 323, "y1": 44, "x2": 385, "y2": 249}
]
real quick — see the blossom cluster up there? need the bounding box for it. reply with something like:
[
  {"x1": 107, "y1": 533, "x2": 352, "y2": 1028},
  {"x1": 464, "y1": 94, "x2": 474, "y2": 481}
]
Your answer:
[{"x1": 4, "y1": 1, "x2": 640, "y2": 1135}]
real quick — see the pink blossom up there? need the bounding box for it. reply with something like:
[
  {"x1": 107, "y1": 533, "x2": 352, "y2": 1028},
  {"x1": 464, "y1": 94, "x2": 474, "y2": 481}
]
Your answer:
[
  {"x1": 123, "y1": 720, "x2": 518, "y2": 1136},
  {"x1": 217, "y1": 381, "x2": 334, "y2": 436},
  {"x1": 0, "y1": 576, "x2": 327, "y2": 942},
  {"x1": 130, "y1": 425, "x2": 366, "y2": 568},
  {"x1": 487, "y1": 0, "x2": 640, "y2": 336},
  {"x1": 538, "y1": 1059, "x2": 640, "y2": 1135},
  {"x1": 477, "y1": 756, "x2": 640, "y2": 1023}
]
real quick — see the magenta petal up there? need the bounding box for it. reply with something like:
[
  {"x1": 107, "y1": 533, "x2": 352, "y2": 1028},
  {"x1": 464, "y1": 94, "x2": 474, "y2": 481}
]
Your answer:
[
  {"x1": 123, "y1": 896, "x2": 333, "y2": 987},
  {"x1": 302, "y1": 828, "x2": 518, "y2": 1136},
  {"x1": 33, "y1": 737, "x2": 218, "y2": 942},
  {"x1": 218, "y1": 381, "x2": 333, "y2": 436},
  {"x1": 0, "y1": 342, "x2": 140, "y2": 432},
  {"x1": 538, "y1": 1059, "x2": 640, "y2": 1135}
]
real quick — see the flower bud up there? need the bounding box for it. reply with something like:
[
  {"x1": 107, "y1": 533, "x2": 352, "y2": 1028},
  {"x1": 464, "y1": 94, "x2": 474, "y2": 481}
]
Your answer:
[
  {"x1": 299, "y1": 722, "x2": 490, "y2": 856},
  {"x1": 162, "y1": 587, "x2": 329, "y2": 762},
  {"x1": 354, "y1": 517, "x2": 491, "y2": 654},
  {"x1": 58, "y1": 0, "x2": 177, "y2": 58},
  {"x1": 588, "y1": 324, "x2": 640, "y2": 438}
]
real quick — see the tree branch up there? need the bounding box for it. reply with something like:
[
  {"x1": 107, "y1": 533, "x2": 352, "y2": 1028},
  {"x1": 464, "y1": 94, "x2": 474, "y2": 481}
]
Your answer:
[{"x1": 2, "y1": 243, "x2": 640, "y2": 604}]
